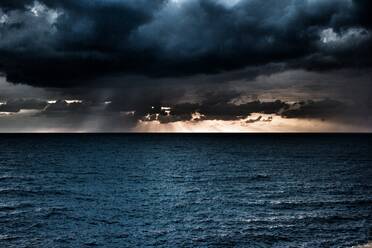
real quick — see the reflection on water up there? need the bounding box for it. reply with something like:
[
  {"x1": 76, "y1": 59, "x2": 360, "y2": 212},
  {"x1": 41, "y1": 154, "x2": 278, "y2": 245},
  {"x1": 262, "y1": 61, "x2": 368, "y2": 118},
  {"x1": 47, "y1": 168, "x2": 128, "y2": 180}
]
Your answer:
[{"x1": 0, "y1": 134, "x2": 371, "y2": 247}]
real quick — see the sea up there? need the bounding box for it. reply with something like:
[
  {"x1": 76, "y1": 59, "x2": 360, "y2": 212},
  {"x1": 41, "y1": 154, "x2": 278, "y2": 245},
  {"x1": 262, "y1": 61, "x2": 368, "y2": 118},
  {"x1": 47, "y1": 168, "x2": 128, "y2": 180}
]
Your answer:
[{"x1": 0, "y1": 134, "x2": 371, "y2": 247}]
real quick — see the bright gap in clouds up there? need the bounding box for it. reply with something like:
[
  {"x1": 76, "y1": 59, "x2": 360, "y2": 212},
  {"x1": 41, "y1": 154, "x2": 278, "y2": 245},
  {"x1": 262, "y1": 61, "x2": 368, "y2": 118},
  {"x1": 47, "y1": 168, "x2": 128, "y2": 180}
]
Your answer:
[{"x1": 135, "y1": 113, "x2": 369, "y2": 133}]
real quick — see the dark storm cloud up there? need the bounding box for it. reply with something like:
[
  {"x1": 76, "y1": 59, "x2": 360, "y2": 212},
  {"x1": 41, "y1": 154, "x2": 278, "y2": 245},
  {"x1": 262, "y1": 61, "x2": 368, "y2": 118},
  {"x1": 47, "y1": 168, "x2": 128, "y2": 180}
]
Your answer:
[
  {"x1": 118, "y1": 90, "x2": 290, "y2": 123},
  {"x1": 43, "y1": 100, "x2": 92, "y2": 114},
  {"x1": 0, "y1": 95, "x2": 367, "y2": 131},
  {"x1": 0, "y1": 98, "x2": 98, "y2": 115},
  {"x1": 196, "y1": 100, "x2": 289, "y2": 121},
  {"x1": 134, "y1": 98, "x2": 365, "y2": 124},
  {"x1": 0, "y1": 0, "x2": 165, "y2": 86},
  {"x1": 0, "y1": 0, "x2": 371, "y2": 87},
  {"x1": 0, "y1": 99, "x2": 47, "y2": 112},
  {"x1": 281, "y1": 99, "x2": 347, "y2": 119}
]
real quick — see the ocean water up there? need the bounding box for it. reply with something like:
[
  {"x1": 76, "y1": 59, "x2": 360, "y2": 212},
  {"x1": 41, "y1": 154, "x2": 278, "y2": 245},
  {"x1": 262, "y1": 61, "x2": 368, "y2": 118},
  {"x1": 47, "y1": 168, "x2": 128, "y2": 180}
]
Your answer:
[{"x1": 0, "y1": 134, "x2": 371, "y2": 248}]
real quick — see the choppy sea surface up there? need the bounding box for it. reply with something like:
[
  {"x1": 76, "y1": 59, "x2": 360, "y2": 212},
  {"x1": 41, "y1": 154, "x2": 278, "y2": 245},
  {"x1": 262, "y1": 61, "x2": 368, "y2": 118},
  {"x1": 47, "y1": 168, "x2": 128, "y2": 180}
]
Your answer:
[{"x1": 0, "y1": 134, "x2": 371, "y2": 248}]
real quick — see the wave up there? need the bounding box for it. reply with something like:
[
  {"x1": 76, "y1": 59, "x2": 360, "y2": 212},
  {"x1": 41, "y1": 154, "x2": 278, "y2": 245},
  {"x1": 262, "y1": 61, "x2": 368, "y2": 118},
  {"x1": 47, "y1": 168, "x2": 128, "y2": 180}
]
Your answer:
[
  {"x1": 0, "y1": 188, "x2": 68, "y2": 197},
  {"x1": 0, "y1": 202, "x2": 33, "y2": 211},
  {"x1": 353, "y1": 241, "x2": 372, "y2": 248}
]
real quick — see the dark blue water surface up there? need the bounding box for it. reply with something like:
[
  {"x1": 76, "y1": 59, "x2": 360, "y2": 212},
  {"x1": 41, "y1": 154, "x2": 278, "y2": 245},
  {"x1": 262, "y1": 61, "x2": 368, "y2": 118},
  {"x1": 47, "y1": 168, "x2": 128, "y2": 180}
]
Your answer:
[{"x1": 0, "y1": 134, "x2": 371, "y2": 247}]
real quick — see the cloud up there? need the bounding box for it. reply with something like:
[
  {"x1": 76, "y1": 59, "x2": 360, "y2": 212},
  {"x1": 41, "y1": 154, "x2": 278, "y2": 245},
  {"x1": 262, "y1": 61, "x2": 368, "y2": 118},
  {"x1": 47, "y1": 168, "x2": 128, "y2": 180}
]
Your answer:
[
  {"x1": 135, "y1": 99, "x2": 349, "y2": 124},
  {"x1": 319, "y1": 27, "x2": 370, "y2": 47},
  {"x1": 281, "y1": 99, "x2": 346, "y2": 119},
  {"x1": 0, "y1": 99, "x2": 47, "y2": 112},
  {"x1": 0, "y1": 0, "x2": 370, "y2": 87},
  {"x1": 42, "y1": 99, "x2": 91, "y2": 114},
  {"x1": 0, "y1": 96, "x2": 339, "y2": 121},
  {"x1": 0, "y1": 76, "x2": 53, "y2": 100},
  {"x1": 0, "y1": 1, "x2": 371, "y2": 132},
  {"x1": 0, "y1": 95, "x2": 370, "y2": 132}
]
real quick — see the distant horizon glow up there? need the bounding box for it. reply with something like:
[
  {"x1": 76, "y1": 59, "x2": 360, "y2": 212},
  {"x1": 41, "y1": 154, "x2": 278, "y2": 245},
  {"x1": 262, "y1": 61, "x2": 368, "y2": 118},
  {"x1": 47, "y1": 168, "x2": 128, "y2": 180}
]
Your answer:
[{"x1": 135, "y1": 114, "x2": 370, "y2": 133}]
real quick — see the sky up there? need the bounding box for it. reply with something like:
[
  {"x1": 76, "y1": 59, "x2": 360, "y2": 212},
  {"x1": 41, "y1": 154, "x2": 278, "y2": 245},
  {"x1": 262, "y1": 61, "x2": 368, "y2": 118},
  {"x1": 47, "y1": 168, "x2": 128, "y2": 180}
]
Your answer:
[{"x1": 0, "y1": 0, "x2": 371, "y2": 132}]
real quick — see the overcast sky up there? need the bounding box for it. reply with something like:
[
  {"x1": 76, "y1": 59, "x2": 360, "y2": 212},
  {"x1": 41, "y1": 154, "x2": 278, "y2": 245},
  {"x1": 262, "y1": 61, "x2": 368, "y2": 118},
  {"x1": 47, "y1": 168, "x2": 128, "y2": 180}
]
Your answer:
[{"x1": 0, "y1": 0, "x2": 371, "y2": 132}]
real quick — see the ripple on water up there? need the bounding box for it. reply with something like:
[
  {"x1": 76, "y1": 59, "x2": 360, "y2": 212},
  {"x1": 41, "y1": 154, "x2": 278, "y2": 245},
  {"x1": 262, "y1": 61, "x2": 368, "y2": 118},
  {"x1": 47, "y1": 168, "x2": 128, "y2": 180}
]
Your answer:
[{"x1": 0, "y1": 134, "x2": 371, "y2": 247}]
